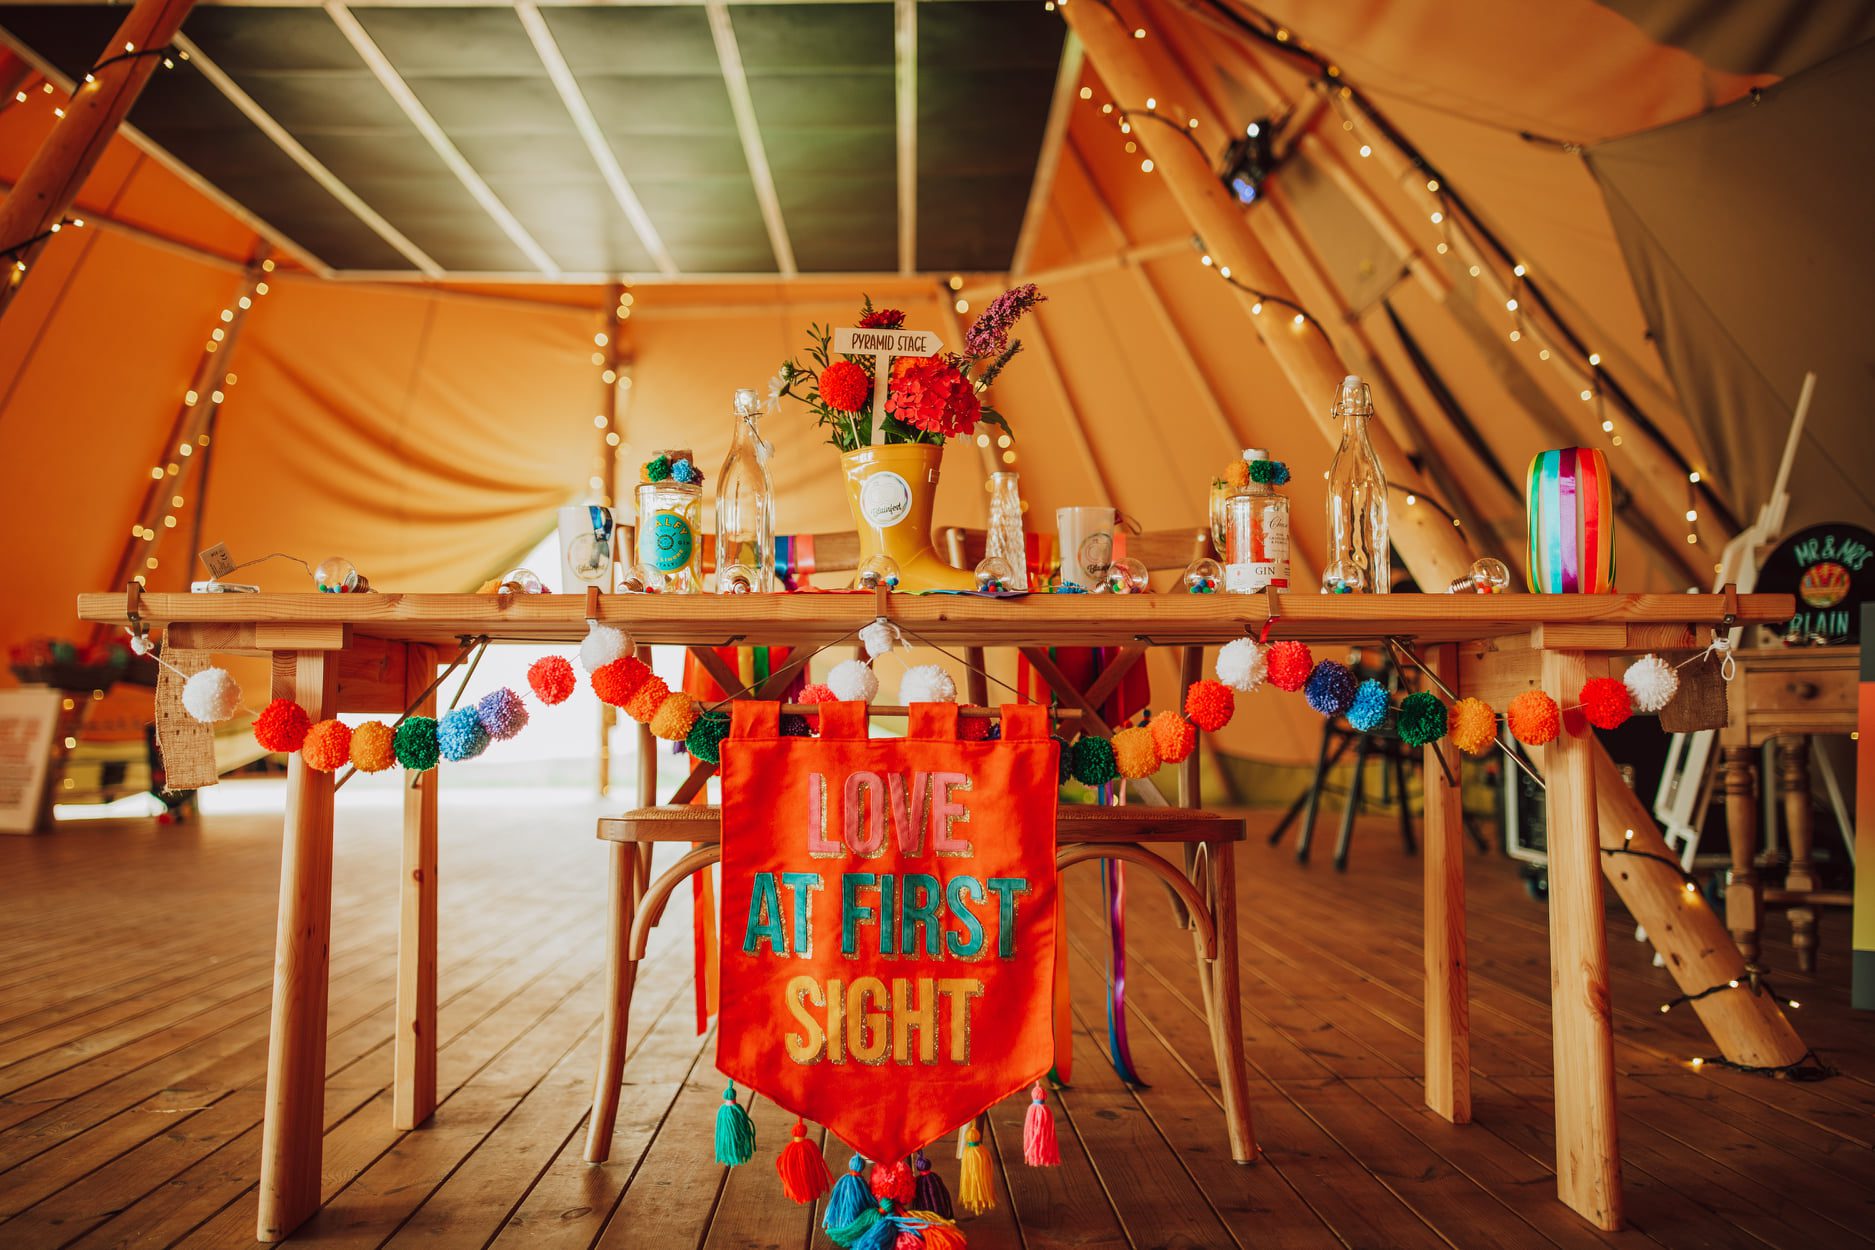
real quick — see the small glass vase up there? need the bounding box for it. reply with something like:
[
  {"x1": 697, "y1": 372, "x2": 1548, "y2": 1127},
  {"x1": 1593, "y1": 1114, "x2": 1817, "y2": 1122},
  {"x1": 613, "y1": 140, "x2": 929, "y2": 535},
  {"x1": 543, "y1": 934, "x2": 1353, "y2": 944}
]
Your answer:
[{"x1": 985, "y1": 471, "x2": 1030, "y2": 590}]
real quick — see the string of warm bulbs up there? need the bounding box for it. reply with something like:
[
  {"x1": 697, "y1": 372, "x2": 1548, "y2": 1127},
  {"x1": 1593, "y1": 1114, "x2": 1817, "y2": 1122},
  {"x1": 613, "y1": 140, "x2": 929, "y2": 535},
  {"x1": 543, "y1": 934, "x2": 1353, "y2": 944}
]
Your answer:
[{"x1": 587, "y1": 287, "x2": 634, "y2": 508}]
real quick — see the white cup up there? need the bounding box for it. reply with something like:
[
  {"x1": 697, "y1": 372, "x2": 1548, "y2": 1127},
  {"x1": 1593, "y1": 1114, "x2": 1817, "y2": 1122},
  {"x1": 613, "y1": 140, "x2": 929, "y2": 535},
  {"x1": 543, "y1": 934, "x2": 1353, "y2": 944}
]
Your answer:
[{"x1": 1056, "y1": 506, "x2": 1116, "y2": 589}]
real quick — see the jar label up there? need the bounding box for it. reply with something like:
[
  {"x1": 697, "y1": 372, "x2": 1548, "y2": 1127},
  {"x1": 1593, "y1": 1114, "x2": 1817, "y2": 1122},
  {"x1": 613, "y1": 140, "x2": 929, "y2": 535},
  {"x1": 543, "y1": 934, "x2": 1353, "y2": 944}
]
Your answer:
[
  {"x1": 651, "y1": 511, "x2": 693, "y2": 572},
  {"x1": 859, "y1": 471, "x2": 913, "y2": 529}
]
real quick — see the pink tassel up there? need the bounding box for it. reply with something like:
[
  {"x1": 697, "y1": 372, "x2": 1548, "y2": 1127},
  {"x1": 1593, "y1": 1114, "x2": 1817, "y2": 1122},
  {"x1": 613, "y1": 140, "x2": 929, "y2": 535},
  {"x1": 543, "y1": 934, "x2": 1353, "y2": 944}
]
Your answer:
[{"x1": 1023, "y1": 1083, "x2": 1061, "y2": 1166}]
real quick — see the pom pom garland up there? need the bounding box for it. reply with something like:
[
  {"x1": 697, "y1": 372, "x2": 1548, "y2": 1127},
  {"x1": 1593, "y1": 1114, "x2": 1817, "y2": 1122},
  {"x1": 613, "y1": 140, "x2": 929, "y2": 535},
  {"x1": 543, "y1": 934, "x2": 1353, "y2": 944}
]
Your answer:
[
  {"x1": 898, "y1": 665, "x2": 957, "y2": 705},
  {"x1": 780, "y1": 713, "x2": 813, "y2": 738},
  {"x1": 1149, "y1": 709, "x2": 1196, "y2": 763},
  {"x1": 859, "y1": 619, "x2": 902, "y2": 659},
  {"x1": 959, "y1": 715, "x2": 993, "y2": 741},
  {"x1": 394, "y1": 716, "x2": 440, "y2": 771},
  {"x1": 182, "y1": 667, "x2": 242, "y2": 723},
  {"x1": 1624, "y1": 653, "x2": 1679, "y2": 713},
  {"x1": 1397, "y1": 691, "x2": 1448, "y2": 748},
  {"x1": 1450, "y1": 697, "x2": 1499, "y2": 756},
  {"x1": 1507, "y1": 690, "x2": 1561, "y2": 746},
  {"x1": 253, "y1": 699, "x2": 312, "y2": 753},
  {"x1": 1112, "y1": 726, "x2": 1159, "y2": 779},
  {"x1": 1050, "y1": 733, "x2": 1073, "y2": 783},
  {"x1": 685, "y1": 710, "x2": 731, "y2": 764},
  {"x1": 1347, "y1": 679, "x2": 1390, "y2": 733},
  {"x1": 1214, "y1": 638, "x2": 1267, "y2": 693},
  {"x1": 437, "y1": 707, "x2": 489, "y2": 761},
  {"x1": 648, "y1": 690, "x2": 701, "y2": 741},
  {"x1": 827, "y1": 658, "x2": 880, "y2": 704},
  {"x1": 1184, "y1": 679, "x2": 1235, "y2": 733},
  {"x1": 349, "y1": 721, "x2": 396, "y2": 773},
  {"x1": 623, "y1": 675, "x2": 671, "y2": 724},
  {"x1": 591, "y1": 657, "x2": 651, "y2": 707},
  {"x1": 1580, "y1": 676, "x2": 1633, "y2": 730},
  {"x1": 798, "y1": 682, "x2": 838, "y2": 705},
  {"x1": 1304, "y1": 660, "x2": 1358, "y2": 716},
  {"x1": 302, "y1": 719, "x2": 352, "y2": 772},
  {"x1": 1070, "y1": 735, "x2": 1118, "y2": 786},
  {"x1": 1266, "y1": 641, "x2": 1314, "y2": 692},
  {"x1": 476, "y1": 687, "x2": 529, "y2": 740},
  {"x1": 527, "y1": 655, "x2": 576, "y2": 705},
  {"x1": 580, "y1": 622, "x2": 631, "y2": 673}
]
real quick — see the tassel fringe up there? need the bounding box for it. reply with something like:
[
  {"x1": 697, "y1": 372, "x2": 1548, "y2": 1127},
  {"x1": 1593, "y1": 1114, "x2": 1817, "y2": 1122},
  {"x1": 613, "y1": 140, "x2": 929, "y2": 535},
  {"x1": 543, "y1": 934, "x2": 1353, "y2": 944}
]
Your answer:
[
  {"x1": 824, "y1": 1155, "x2": 873, "y2": 1232},
  {"x1": 776, "y1": 1117, "x2": 831, "y2": 1203},
  {"x1": 713, "y1": 1082, "x2": 755, "y2": 1166},
  {"x1": 1022, "y1": 1083, "x2": 1061, "y2": 1166},
  {"x1": 959, "y1": 1123, "x2": 996, "y2": 1215},
  {"x1": 913, "y1": 1148, "x2": 953, "y2": 1219}
]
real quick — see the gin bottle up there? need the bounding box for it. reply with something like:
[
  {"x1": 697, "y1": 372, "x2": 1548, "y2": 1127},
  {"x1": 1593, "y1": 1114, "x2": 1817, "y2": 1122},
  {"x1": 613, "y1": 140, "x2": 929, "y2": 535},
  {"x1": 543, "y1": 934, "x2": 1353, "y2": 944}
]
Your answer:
[
  {"x1": 714, "y1": 388, "x2": 774, "y2": 592},
  {"x1": 1320, "y1": 376, "x2": 1390, "y2": 594}
]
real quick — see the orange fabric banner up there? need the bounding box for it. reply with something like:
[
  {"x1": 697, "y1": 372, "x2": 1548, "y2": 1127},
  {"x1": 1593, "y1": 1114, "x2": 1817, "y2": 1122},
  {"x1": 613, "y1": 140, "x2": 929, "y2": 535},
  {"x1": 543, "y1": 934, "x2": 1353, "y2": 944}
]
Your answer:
[{"x1": 716, "y1": 700, "x2": 1059, "y2": 1162}]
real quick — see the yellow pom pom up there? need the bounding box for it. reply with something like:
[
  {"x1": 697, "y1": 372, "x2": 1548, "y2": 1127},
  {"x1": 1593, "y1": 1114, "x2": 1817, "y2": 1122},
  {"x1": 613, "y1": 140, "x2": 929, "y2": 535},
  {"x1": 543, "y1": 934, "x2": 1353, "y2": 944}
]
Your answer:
[
  {"x1": 1449, "y1": 697, "x2": 1498, "y2": 757},
  {"x1": 648, "y1": 690, "x2": 700, "y2": 741},
  {"x1": 1112, "y1": 726, "x2": 1159, "y2": 779},
  {"x1": 349, "y1": 721, "x2": 396, "y2": 773}
]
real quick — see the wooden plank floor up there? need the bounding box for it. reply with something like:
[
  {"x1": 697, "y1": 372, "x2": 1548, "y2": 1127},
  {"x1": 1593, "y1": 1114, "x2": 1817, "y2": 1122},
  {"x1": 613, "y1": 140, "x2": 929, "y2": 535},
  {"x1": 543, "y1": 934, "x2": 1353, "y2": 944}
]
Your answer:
[{"x1": 1, "y1": 791, "x2": 1871, "y2": 1249}]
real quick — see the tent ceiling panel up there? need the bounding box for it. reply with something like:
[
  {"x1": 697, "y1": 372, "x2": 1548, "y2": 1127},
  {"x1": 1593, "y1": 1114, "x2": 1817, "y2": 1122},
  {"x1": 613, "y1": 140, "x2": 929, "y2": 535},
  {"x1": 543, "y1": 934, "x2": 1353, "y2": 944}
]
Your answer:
[{"x1": 0, "y1": 0, "x2": 1067, "y2": 279}]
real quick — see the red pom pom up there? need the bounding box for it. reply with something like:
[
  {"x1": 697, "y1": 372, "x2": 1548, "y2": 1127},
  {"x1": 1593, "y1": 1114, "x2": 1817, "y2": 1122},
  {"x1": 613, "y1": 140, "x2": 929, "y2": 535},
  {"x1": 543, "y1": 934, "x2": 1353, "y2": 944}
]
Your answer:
[
  {"x1": 798, "y1": 683, "x2": 837, "y2": 704},
  {"x1": 1184, "y1": 679, "x2": 1235, "y2": 733},
  {"x1": 1266, "y1": 641, "x2": 1314, "y2": 692},
  {"x1": 960, "y1": 714, "x2": 993, "y2": 741},
  {"x1": 1507, "y1": 690, "x2": 1561, "y2": 746},
  {"x1": 591, "y1": 657, "x2": 651, "y2": 707},
  {"x1": 301, "y1": 719, "x2": 352, "y2": 772},
  {"x1": 818, "y1": 360, "x2": 871, "y2": 414},
  {"x1": 1580, "y1": 676, "x2": 1632, "y2": 730},
  {"x1": 253, "y1": 698, "x2": 312, "y2": 752},
  {"x1": 528, "y1": 655, "x2": 577, "y2": 705},
  {"x1": 1149, "y1": 709, "x2": 1197, "y2": 763}
]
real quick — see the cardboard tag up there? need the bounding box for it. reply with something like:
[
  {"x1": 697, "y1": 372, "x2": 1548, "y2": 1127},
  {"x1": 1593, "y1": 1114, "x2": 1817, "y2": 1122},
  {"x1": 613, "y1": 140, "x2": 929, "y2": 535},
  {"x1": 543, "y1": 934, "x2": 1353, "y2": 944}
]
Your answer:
[
  {"x1": 199, "y1": 543, "x2": 235, "y2": 579},
  {"x1": 1657, "y1": 656, "x2": 1730, "y2": 733}
]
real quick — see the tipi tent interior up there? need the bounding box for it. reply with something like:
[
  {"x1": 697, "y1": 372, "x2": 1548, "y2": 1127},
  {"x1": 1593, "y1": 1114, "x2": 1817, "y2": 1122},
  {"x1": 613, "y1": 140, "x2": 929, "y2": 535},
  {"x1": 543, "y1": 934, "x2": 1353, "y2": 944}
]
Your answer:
[{"x1": 1, "y1": 0, "x2": 1870, "y2": 1245}]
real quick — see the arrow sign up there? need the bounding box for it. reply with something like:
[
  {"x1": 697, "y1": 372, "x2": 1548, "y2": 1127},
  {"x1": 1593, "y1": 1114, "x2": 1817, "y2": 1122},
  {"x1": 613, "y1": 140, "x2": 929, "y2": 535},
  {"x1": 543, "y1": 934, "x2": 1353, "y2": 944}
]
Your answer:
[{"x1": 832, "y1": 326, "x2": 942, "y2": 445}]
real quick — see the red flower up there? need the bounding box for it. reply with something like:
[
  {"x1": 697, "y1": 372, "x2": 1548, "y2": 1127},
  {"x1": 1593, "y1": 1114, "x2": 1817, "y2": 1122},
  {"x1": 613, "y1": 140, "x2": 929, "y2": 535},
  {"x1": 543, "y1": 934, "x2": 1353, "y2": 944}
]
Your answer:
[
  {"x1": 886, "y1": 355, "x2": 980, "y2": 437},
  {"x1": 818, "y1": 360, "x2": 871, "y2": 413},
  {"x1": 859, "y1": 307, "x2": 905, "y2": 329}
]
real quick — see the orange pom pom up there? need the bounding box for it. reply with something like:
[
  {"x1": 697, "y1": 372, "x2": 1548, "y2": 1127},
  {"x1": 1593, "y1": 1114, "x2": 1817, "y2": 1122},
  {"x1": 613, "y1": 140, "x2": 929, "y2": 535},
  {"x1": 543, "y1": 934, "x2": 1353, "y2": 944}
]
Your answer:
[
  {"x1": 1184, "y1": 679, "x2": 1235, "y2": 733},
  {"x1": 1266, "y1": 641, "x2": 1313, "y2": 692},
  {"x1": 648, "y1": 690, "x2": 700, "y2": 741},
  {"x1": 1507, "y1": 690, "x2": 1561, "y2": 746},
  {"x1": 1449, "y1": 697, "x2": 1498, "y2": 757},
  {"x1": 797, "y1": 682, "x2": 837, "y2": 704},
  {"x1": 349, "y1": 721, "x2": 396, "y2": 773},
  {"x1": 1580, "y1": 676, "x2": 1633, "y2": 730},
  {"x1": 623, "y1": 674, "x2": 670, "y2": 723},
  {"x1": 1149, "y1": 709, "x2": 1196, "y2": 763},
  {"x1": 302, "y1": 719, "x2": 352, "y2": 772},
  {"x1": 1112, "y1": 726, "x2": 1159, "y2": 779},
  {"x1": 253, "y1": 698, "x2": 311, "y2": 753},
  {"x1": 591, "y1": 657, "x2": 651, "y2": 707}
]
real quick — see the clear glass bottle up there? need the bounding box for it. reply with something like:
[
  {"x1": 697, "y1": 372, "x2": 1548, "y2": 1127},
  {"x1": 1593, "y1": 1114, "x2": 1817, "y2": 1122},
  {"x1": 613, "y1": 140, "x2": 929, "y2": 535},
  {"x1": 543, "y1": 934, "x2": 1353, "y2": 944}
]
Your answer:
[
  {"x1": 714, "y1": 388, "x2": 774, "y2": 592},
  {"x1": 1321, "y1": 376, "x2": 1390, "y2": 594},
  {"x1": 1222, "y1": 449, "x2": 1290, "y2": 593},
  {"x1": 984, "y1": 471, "x2": 1029, "y2": 591}
]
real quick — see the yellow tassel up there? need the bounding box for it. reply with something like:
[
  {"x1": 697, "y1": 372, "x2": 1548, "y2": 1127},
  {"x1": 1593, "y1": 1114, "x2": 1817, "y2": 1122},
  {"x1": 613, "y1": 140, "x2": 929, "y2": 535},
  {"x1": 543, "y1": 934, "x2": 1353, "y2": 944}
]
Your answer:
[{"x1": 959, "y1": 1122, "x2": 995, "y2": 1215}]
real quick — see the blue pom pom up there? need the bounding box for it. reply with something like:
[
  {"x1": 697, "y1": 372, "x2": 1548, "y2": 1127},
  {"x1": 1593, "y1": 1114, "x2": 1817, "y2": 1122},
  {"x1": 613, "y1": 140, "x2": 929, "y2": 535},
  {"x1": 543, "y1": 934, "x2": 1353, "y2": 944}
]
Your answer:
[
  {"x1": 1304, "y1": 660, "x2": 1358, "y2": 716},
  {"x1": 437, "y1": 706, "x2": 489, "y2": 761},
  {"x1": 1347, "y1": 679, "x2": 1390, "y2": 732},
  {"x1": 671, "y1": 457, "x2": 701, "y2": 485}
]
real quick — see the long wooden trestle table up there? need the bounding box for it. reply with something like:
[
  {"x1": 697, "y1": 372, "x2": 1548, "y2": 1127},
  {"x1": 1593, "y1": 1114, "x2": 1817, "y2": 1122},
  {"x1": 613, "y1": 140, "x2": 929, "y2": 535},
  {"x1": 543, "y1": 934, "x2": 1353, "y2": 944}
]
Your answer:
[{"x1": 76, "y1": 587, "x2": 1793, "y2": 1240}]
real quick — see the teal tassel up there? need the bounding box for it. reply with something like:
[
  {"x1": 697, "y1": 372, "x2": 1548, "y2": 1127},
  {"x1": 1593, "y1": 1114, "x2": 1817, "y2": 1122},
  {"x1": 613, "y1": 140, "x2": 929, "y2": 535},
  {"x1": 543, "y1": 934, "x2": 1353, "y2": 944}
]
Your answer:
[
  {"x1": 826, "y1": 1205, "x2": 883, "y2": 1247},
  {"x1": 852, "y1": 1205, "x2": 904, "y2": 1250},
  {"x1": 823, "y1": 1155, "x2": 873, "y2": 1231},
  {"x1": 713, "y1": 1082, "x2": 755, "y2": 1166}
]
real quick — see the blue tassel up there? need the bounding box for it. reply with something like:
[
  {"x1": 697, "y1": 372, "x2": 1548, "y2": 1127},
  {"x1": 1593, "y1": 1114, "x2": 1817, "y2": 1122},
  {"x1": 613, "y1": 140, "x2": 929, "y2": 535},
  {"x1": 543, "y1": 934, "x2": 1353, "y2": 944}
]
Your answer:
[
  {"x1": 853, "y1": 1203, "x2": 904, "y2": 1250},
  {"x1": 823, "y1": 1155, "x2": 873, "y2": 1231},
  {"x1": 712, "y1": 1082, "x2": 755, "y2": 1166}
]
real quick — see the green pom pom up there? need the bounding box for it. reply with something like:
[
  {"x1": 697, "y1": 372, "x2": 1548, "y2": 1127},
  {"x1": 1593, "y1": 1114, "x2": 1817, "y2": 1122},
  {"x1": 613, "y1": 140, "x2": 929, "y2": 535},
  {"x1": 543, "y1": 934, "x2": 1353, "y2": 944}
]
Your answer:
[
  {"x1": 393, "y1": 716, "x2": 439, "y2": 771},
  {"x1": 1051, "y1": 732, "x2": 1073, "y2": 784},
  {"x1": 644, "y1": 454, "x2": 672, "y2": 482},
  {"x1": 685, "y1": 710, "x2": 731, "y2": 764},
  {"x1": 1071, "y1": 735, "x2": 1118, "y2": 787},
  {"x1": 1397, "y1": 691, "x2": 1448, "y2": 748},
  {"x1": 1249, "y1": 459, "x2": 1292, "y2": 486}
]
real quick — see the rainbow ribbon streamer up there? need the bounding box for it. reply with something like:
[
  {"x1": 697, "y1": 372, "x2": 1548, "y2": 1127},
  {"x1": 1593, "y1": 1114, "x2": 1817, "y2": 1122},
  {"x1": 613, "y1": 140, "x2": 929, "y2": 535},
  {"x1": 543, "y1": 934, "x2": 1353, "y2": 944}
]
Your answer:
[
  {"x1": 1526, "y1": 447, "x2": 1615, "y2": 593},
  {"x1": 1102, "y1": 853, "x2": 1147, "y2": 1086}
]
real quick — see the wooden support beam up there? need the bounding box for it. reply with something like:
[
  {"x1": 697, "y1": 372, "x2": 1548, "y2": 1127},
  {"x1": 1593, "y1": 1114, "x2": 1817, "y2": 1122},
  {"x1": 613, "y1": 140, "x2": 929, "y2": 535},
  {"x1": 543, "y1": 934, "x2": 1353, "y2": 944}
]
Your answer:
[
  {"x1": 0, "y1": 0, "x2": 197, "y2": 320},
  {"x1": 394, "y1": 643, "x2": 439, "y2": 1131},
  {"x1": 1422, "y1": 643, "x2": 1470, "y2": 1123}
]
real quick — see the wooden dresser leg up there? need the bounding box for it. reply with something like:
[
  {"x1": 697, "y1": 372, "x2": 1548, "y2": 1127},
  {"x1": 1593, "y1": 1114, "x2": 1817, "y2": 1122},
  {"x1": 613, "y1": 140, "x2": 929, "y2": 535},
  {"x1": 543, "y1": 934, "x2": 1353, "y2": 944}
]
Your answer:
[
  {"x1": 585, "y1": 842, "x2": 642, "y2": 1162},
  {"x1": 258, "y1": 650, "x2": 338, "y2": 1242},
  {"x1": 1423, "y1": 645, "x2": 1471, "y2": 1124},
  {"x1": 1541, "y1": 648, "x2": 1622, "y2": 1231},
  {"x1": 1777, "y1": 737, "x2": 1819, "y2": 971},
  {"x1": 394, "y1": 643, "x2": 439, "y2": 1131},
  {"x1": 1722, "y1": 745, "x2": 1761, "y2": 963}
]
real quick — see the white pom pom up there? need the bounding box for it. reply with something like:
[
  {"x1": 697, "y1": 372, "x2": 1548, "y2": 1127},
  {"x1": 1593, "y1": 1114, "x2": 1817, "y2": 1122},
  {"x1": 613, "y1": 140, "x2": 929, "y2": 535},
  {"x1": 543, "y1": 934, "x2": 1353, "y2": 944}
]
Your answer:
[
  {"x1": 828, "y1": 658, "x2": 880, "y2": 704},
  {"x1": 182, "y1": 667, "x2": 242, "y2": 723},
  {"x1": 1215, "y1": 638, "x2": 1267, "y2": 693},
  {"x1": 898, "y1": 664, "x2": 957, "y2": 705},
  {"x1": 126, "y1": 629, "x2": 152, "y2": 656},
  {"x1": 1624, "y1": 653, "x2": 1679, "y2": 713},
  {"x1": 860, "y1": 619, "x2": 901, "y2": 660},
  {"x1": 580, "y1": 622, "x2": 631, "y2": 673}
]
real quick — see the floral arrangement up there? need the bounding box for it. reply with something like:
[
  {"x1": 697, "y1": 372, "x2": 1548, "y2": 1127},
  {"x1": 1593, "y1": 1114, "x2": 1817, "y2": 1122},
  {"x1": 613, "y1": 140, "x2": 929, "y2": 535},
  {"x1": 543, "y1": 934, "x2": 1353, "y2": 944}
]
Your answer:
[{"x1": 774, "y1": 288, "x2": 1045, "y2": 452}]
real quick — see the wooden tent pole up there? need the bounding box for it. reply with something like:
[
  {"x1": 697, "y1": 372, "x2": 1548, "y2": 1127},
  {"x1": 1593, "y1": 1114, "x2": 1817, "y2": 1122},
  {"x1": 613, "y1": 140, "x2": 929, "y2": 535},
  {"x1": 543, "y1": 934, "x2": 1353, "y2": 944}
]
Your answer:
[
  {"x1": 1059, "y1": 0, "x2": 1473, "y2": 585},
  {"x1": 0, "y1": 0, "x2": 196, "y2": 321}
]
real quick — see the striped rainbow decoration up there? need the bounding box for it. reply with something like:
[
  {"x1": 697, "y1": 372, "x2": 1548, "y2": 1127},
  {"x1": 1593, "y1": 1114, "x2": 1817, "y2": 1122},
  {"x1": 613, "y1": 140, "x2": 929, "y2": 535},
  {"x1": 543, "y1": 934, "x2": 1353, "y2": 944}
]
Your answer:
[{"x1": 1526, "y1": 448, "x2": 1616, "y2": 593}]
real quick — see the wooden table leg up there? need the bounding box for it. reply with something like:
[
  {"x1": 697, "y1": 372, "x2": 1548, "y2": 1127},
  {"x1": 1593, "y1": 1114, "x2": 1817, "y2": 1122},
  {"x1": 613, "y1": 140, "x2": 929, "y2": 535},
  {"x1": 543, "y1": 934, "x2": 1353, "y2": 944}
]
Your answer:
[
  {"x1": 1721, "y1": 744, "x2": 1761, "y2": 963},
  {"x1": 1423, "y1": 644, "x2": 1470, "y2": 1123},
  {"x1": 394, "y1": 643, "x2": 439, "y2": 1131},
  {"x1": 1777, "y1": 737, "x2": 1819, "y2": 971},
  {"x1": 1205, "y1": 839, "x2": 1258, "y2": 1163},
  {"x1": 584, "y1": 842, "x2": 641, "y2": 1162},
  {"x1": 1540, "y1": 647, "x2": 1621, "y2": 1231},
  {"x1": 257, "y1": 650, "x2": 339, "y2": 1242}
]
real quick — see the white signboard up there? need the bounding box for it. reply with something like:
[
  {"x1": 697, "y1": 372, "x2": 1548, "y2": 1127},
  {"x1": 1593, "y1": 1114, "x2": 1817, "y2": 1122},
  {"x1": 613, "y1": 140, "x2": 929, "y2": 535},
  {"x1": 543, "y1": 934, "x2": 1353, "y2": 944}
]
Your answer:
[
  {"x1": 830, "y1": 326, "x2": 943, "y2": 445},
  {"x1": 0, "y1": 687, "x2": 63, "y2": 833}
]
